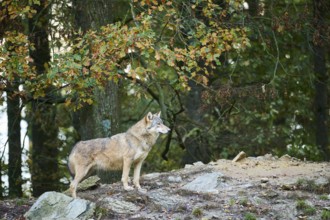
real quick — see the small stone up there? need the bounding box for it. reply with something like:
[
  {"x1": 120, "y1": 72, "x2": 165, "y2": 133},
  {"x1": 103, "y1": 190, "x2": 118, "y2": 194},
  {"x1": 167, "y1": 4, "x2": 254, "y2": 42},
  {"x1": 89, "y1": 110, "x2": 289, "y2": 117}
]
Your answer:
[
  {"x1": 143, "y1": 173, "x2": 161, "y2": 180},
  {"x1": 281, "y1": 184, "x2": 295, "y2": 191},
  {"x1": 265, "y1": 190, "x2": 279, "y2": 198},
  {"x1": 184, "y1": 164, "x2": 193, "y2": 169},
  {"x1": 208, "y1": 161, "x2": 217, "y2": 166},
  {"x1": 232, "y1": 151, "x2": 246, "y2": 162},
  {"x1": 78, "y1": 175, "x2": 101, "y2": 191},
  {"x1": 290, "y1": 162, "x2": 300, "y2": 166},
  {"x1": 261, "y1": 178, "x2": 269, "y2": 183},
  {"x1": 264, "y1": 153, "x2": 275, "y2": 160},
  {"x1": 260, "y1": 183, "x2": 268, "y2": 188},
  {"x1": 279, "y1": 154, "x2": 292, "y2": 161},
  {"x1": 193, "y1": 161, "x2": 204, "y2": 166},
  {"x1": 138, "y1": 188, "x2": 147, "y2": 194},
  {"x1": 156, "y1": 181, "x2": 164, "y2": 186},
  {"x1": 168, "y1": 176, "x2": 183, "y2": 183}
]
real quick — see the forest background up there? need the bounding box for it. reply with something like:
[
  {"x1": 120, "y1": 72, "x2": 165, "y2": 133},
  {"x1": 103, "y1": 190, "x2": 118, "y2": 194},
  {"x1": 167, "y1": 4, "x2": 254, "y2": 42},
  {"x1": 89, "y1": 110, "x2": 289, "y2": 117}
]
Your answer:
[{"x1": 0, "y1": 0, "x2": 329, "y2": 198}]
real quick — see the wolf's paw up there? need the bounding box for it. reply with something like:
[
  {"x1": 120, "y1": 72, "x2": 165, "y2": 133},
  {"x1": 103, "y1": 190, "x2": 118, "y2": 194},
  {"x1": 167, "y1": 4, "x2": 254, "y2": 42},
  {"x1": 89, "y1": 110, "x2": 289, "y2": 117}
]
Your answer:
[{"x1": 124, "y1": 185, "x2": 134, "y2": 191}]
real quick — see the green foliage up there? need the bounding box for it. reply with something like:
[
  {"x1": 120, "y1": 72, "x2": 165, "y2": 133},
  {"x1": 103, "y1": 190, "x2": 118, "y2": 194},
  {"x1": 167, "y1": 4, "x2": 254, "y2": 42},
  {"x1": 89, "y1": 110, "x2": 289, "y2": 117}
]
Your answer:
[
  {"x1": 192, "y1": 207, "x2": 203, "y2": 217},
  {"x1": 2, "y1": 0, "x2": 249, "y2": 111},
  {"x1": 239, "y1": 198, "x2": 250, "y2": 207},
  {"x1": 0, "y1": 31, "x2": 36, "y2": 87},
  {"x1": 296, "y1": 178, "x2": 330, "y2": 194},
  {"x1": 296, "y1": 178, "x2": 318, "y2": 192},
  {"x1": 94, "y1": 205, "x2": 107, "y2": 218},
  {"x1": 228, "y1": 198, "x2": 236, "y2": 206},
  {"x1": 296, "y1": 200, "x2": 316, "y2": 216},
  {"x1": 187, "y1": 0, "x2": 329, "y2": 161},
  {"x1": 321, "y1": 210, "x2": 330, "y2": 220},
  {"x1": 244, "y1": 213, "x2": 257, "y2": 220},
  {"x1": 320, "y1": 195, "x2": 329, "y2": 200}
]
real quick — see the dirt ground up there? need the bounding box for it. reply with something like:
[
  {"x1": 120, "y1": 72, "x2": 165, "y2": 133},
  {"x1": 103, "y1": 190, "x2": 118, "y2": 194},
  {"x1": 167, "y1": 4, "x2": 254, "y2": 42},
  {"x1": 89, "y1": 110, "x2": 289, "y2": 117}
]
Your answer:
[
  {"x1": 0, "y1": 198, "x2": 34, "y2": 220},
  {"x1": 1, "y1": 153, "x2": 329, "y2": 219},
  {"x1": 215, "y1": 154, "x2": 330, "y2": 185}
]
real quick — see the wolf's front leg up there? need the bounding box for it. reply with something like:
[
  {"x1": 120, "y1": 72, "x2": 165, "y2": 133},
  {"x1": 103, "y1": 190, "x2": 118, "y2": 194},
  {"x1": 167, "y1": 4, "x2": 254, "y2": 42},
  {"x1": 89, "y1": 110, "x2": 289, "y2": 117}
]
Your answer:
[
  {"x1": 133, "y1": 160, "x2": 146, "y2": 192},
  {"x1": 122, "y1": 157, "x2": 134, "y2": 191}
]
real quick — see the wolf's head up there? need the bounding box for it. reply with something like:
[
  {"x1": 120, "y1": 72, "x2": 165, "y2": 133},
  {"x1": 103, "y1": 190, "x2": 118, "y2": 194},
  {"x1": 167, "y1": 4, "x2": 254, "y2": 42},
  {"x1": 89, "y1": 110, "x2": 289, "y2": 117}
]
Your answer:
[{"x1": 145, "y1": 112, "x2": 170, "y2": 134}]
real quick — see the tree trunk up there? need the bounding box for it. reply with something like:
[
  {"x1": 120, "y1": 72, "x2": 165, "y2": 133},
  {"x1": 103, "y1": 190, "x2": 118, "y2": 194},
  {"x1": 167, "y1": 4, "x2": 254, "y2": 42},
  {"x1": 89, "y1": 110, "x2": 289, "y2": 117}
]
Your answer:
[
  {"x1": 28, "y1": 0, "x2": 60, "y2": 196},
  {"x1": 73, "y1": 81, "x2": 119, "y2": 140},
  {"x1": 29, "y1": 104, "x2": 60, "y2": 196},
  {"x1": 7, "y1": 83, "x2": 23, "y2": 197},
  {"x1": 71, "y1": 0, "x2": 125, "y2": 140},
  {"x1": 247, "y1": 0, "x2": 259, "y2": 17},
  {"x1": 313, "y1": 0, "x2": 329, "y2": 161},
  {"x1": 71, "y1": 0, "x2": 130, "y2": 182},
  {"x1": 1, "y1": 0, "x2": 26, "y2": 198},
  {"x1": 71, "y1": 0, "x2": 132, "y2": 139}
]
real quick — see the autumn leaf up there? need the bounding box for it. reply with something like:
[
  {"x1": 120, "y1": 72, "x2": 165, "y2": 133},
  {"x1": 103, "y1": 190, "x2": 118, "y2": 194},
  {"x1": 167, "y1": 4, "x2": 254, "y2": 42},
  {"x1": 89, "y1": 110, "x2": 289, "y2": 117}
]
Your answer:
[{"x1": 155, "y1": 51, "x2": 161, "y2": 60}]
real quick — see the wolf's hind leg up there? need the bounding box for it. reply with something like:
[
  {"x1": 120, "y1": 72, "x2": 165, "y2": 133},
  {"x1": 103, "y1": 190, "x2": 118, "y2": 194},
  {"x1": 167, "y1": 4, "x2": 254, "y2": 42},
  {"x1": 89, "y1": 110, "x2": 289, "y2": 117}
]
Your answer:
[{"x1": 70, "y1": 163, "x2": 93, "y2": 198}]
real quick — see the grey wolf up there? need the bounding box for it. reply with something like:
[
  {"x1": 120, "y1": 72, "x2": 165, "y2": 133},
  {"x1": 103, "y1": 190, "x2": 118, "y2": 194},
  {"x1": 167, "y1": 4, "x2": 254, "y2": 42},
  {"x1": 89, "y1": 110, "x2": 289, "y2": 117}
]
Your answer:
[{"x1": 68, "y1": 111, "x2": 170, "y2": 198}]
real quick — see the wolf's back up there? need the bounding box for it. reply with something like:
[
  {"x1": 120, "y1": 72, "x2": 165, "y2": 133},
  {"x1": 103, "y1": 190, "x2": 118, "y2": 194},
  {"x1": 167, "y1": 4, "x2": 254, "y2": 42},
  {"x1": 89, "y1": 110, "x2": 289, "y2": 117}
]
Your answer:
[{"x1": 68, "y1": 137, "x2": 120, "y2": 177}]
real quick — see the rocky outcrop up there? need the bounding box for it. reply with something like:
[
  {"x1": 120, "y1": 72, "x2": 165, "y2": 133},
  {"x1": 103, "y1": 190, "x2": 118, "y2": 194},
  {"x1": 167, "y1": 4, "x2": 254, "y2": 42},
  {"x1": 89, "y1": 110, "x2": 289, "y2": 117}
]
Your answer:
[{"x1": 24, "y1": 153, "x2": 330, "y2": 220}]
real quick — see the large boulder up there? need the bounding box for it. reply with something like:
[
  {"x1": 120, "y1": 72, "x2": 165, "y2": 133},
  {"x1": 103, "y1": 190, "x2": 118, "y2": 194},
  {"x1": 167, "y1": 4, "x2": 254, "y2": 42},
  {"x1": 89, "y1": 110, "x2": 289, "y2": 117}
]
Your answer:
[{"x1": 24, "y1": 191, "x2": 95, "y2": 220}]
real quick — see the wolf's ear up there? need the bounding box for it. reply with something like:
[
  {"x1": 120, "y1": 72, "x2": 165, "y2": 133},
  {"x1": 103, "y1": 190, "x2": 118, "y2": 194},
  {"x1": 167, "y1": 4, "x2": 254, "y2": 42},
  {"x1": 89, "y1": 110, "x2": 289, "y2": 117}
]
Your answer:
[
  {"x1": 145, "y1": 112, "x2": 153, "y2": 122},
  {"x1": 156, "y1": 111, "x2": 161, "y2": 117}
]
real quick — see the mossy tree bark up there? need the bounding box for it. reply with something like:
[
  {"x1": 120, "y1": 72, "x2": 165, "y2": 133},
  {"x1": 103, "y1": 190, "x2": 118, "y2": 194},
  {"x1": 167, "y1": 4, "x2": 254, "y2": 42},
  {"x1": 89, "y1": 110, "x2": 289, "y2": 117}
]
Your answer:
[
  {"x1": 313, "y1": 0, "x2": 329, "y2": 161},
  {"x1": 71, "y1": 0, "x2": 130, "y2": 182},
  {"x1": 28, "y1": 0, "x2": 61, "y2": 196}
]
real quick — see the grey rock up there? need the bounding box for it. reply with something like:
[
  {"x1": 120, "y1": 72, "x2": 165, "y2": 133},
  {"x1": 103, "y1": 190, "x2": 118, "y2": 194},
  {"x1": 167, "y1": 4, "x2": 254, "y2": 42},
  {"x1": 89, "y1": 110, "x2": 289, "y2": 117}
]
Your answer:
[
  {"x1": 24, "y1": 191, "x2": 95, "y2": 220},
  {"x1": 261, "y1": 178, "x2": 269, "y2": 183},
  {"x1": 270, "y1": 202, "x2": 297, "y2": 220},
  {"x1": 63, "y1": 175, "x2": 100, "y2": 196},
  {"x1": 208, "y1": 161, "x2": 218, "y2": 166},
  {"x1": 148, "y1": 189, "x2": 187, "y2": 211},
  {"x1": 167, "y1": 175, "x2": 182, "y2": 183},
  {"x1": 315, "y1": 176, "x2": 329, "y2": 186},
  {"x1": 193, "y1": 161, "x2": 204, "y2": 166},
  {"x1": 257, "y1": 153, "x2": 276, "y2": 161},
  {"x1": 184, "y1": 164, "x2": 193, "y2": 169},
  {"x1": 263, "y1": 153, "x2": 275, "y2": 160},
  {"x1": 182, "y1": 172, "x2": 224, "y2": 193},
  {"x1": 142, "y1": 172, "x2": 161, "y2": 180},
  {"x1": 101, "y1": 197, "x2": 140, "y2": 214},
  {"x1": 78, "y1": 175, "x2": 101, "y2": 191}
]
